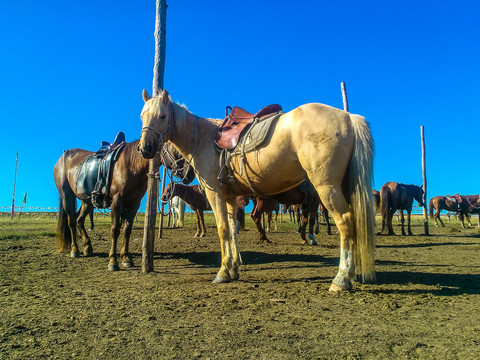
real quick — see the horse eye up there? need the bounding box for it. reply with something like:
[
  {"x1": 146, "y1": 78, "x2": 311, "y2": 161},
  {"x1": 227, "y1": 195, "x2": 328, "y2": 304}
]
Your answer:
[{"x1": 160, "y1": 115, "x2": 166, "y2": 120}]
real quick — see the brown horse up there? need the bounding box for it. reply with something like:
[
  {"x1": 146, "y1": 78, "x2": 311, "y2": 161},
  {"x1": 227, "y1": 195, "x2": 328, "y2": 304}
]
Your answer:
[
  {"x1": 250, "y1": 197, "x2": 280, "y2": 243},
  {"x1": 161, "y1": 183, "x2": 212, "y2": 237},
  {"x1": 139, "y1": 89, "x2": 376, "y2": 292},
  {"x1": 453, "y1": 194, "x2": 480, "y2": 227},
  {"x1": 379, "y1": 181, "x2": 424, "y2": 236},
  {"x1": 54, "y1": 140, "x2": 194, "y2": 270},
  {"x1": 429, "y1": 195, "x2": 463, "y2": 227},
  {"x1": 372, "y1": 189, "x2": 381, "y2": 214}
]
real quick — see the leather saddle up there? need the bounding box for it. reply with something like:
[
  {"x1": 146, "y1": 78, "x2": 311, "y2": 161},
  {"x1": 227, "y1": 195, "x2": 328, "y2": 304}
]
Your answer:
[
  {"x1": 75, "y1": 132, "x2": 126, "y2": 208},
  {"x1": 215, "y1": 104, "x2": 282, "y2": 150}
]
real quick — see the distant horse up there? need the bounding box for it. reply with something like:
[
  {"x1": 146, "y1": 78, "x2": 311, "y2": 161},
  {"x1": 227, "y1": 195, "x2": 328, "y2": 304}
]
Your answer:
[
  {"x1": 429, "y1": 195, "x2": 463, "y2": 227},
  {"x1": 453, "y1": 194, "x2": 480, "y2": 228},
  {"x1": 379, "y1": 181, "x2": 424, "y2": 236},
  {"x1": 169, "y1": 196, "x2": 186, "y2": 228},
  {"x1": 372, "y1": 189, "x2": 381, "y2": 214},
  {"x1": 250, "y1": 197, "x2": 280, "y2": 243},
  {"x1": 54, "y1": 140, "x2": 195, "y2": 270},
  {"x1": 161, "y1": 183, "x2": 211, "y2": 237},
  {"x1": 139, "y1": 89, "x2": 376, "y2": 291}
]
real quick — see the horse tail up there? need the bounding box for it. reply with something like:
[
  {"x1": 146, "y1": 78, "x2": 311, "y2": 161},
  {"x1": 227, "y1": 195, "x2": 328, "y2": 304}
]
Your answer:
[
  {"x1": 428, "y1": 198, "x2": 434, "y2": 218},
  {"x1": 54, "y1": 151, "x2": 77, "y2": 253},
  {"x1": 347, "y1": 114, "x2": 376, "y2": 283}
]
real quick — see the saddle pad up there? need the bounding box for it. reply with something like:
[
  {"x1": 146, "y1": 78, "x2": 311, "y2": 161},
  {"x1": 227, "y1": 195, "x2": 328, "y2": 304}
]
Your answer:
[{"x1": 231, "y1": 112, "x2": 283, "y2": 155}]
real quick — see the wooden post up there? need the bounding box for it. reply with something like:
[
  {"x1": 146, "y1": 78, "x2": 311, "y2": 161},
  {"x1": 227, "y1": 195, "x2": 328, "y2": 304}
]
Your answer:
[
  {"x1": 341, "y1": 82, "x2": 349, "y2": 112},
  {"x1": 142, "y1": 0, "x2": 167, "y2": 273},
  {"x1": 421, "y1": 126, "x2": 429, "y2": 235}
]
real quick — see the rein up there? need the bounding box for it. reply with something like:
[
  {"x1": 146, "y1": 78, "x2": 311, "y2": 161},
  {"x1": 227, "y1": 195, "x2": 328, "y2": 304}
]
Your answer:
[{"x1": 465, "y1": 196, "x2": 480, "y2": 209}]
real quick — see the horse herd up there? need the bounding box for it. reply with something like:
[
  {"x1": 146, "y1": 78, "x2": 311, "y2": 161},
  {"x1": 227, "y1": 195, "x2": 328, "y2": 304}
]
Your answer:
[{"x1": 53, "y1": 89, "x2": 479, "y2": 291}]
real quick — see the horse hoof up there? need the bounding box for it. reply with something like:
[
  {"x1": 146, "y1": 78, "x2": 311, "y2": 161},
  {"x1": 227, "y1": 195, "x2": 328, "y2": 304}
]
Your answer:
[
  {"x1": 308, "y1": 235, "x2": 318, "y2": 246},
  {"x1": 108, "y1": 264, "x2": 120, "y2": 271},
  {"x1": 329, "y1": 283, "x2": 348, "y2": 292},
  {"x1": 70, "y1": 251, "x2": 80, "y2": 258},
  {"x1": 122, "y1": 261, "x2": 133, "y2": 268},
  {"x1": 200, "y1": 234, "x2": 206, "y2": 238},
  {"x1": 212, "y1": 276, "x2": 230, "y2": 284},
  {"x1": 83, "y1": 248, "x2": 93, "y2": 257}
]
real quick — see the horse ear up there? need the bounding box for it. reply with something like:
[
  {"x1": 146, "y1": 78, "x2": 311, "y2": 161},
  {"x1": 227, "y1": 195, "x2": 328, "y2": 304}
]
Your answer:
[
  {"x1": 142, "y1": 89, "x2": 151, "y2": 103},
  {"x1": 161, "y1": 89, "x2": 170, "y2": 105}
]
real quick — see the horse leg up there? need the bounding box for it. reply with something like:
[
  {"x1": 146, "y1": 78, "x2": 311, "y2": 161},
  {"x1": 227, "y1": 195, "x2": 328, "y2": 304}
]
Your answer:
[
  {"x1": 194, "y1": 209, "x2": 201, "y2": 237},
  {"x1": 199, "y1": 210, "x2": 206, "y2": 237},
  {"x1": 108, "y1": 197, "x2": 123, "y2": 271},
  {"x1": 76, "y1": 201, "x2": 94, "y2": 256},
  {"x1": 406, "y1": 211, "x2": 414, "y2": 236},
  {"x1": 307, "y1": 206, "x2": 318, "y2": 245},
  {"x1": 207, "y1": 191, "x2": 242, "y2": 283},
  {"x1": 387, "y1": 209, "x2": 396, "y2": 235},
  {"x1": 459, "y1": 212, "x2": 466, "y2": 228},
  {"x1": 466, "y1": 213, "x2": 473, "y2": 228},
  {"x1": 120, "y1": 207, "x2": 137, "y2": 267},
  {"x1": 62, "y1": 195, "x2": 80, "y2": 258},
  {"x1": 250, "y1": 207, "x2": 270, "y2": 242},
  {"x1": 314, "y1": 184, "x2": 356, "y2": 291},
  {"x1": 400, "y1": 211, "x2": 407, "y2": 236}
]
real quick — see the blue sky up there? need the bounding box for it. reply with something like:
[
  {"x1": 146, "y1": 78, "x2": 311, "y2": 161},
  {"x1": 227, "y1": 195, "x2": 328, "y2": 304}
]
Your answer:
[{"x1": 1, "y1": 0, "x2": 479, "y2": 211}]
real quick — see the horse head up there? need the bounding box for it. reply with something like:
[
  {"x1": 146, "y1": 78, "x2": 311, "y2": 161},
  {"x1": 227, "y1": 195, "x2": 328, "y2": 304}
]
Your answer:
[
  {"x1": 160, "y1": 182, "x2": 175, "y2": 203},
  {"x1": 161, "y1": 143, "x2": 196, "y2": 185},
  {"x1": 410, "y1": 185, "x2": 425, "y2": 206},
  {"x1": 138, "y1": 89, "x2": 172, "y2": 159}
]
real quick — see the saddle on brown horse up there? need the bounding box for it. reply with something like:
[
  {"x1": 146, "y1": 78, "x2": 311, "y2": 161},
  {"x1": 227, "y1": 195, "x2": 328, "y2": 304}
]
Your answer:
[{"x1": 214, "y1": 104, "x2": 282, "y2": 150}]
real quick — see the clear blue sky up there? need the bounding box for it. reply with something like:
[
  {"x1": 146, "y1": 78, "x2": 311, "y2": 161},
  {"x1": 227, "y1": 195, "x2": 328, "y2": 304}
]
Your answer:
[{"x1": 1, "y1": 0, "x2": 479, "y2": 210}]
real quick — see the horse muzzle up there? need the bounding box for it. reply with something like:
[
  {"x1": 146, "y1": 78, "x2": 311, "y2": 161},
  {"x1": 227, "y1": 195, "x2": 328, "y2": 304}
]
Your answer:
[{"x1": 137, "y1": 142, "x2": 157, "y2": 159}]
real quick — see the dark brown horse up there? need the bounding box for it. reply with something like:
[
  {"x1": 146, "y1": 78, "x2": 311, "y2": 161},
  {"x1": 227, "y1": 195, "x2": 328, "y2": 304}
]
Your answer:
[
  {"x1": 379, "y1": 181, "x2": 424, "y2": 236},
  {"x1": 429, "y1": 195, "x2": 464, "y2": 227},
  {"x1": 372, "y1": 189, "x2": 381, "y2": 214},
  {"x1": 250, "y1": 197, "x2": 280, "y2": 243},
  {"x1": 453, "y1": 194, "x2": 480, "y2": 227},
  {"x1": 161, "y1": 183, "x2": 212, "y2": 237},
  {"x1": 54, "y1": 140, "x2": 194, "y2": 270}
]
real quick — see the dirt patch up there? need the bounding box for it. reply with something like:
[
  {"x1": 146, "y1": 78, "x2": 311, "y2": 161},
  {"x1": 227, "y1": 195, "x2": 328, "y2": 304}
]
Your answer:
[{"x1": 1, "y1": 215, "x2": 479, "y2": 359}]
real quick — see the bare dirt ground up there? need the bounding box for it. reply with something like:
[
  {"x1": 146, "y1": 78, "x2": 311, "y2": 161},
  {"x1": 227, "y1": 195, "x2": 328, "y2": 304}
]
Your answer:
[{"x1": 1, "y1": 213, "x2": 479, "y2": 359}]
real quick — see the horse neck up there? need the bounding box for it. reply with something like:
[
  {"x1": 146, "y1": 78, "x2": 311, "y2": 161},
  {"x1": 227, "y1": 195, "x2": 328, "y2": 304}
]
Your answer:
[
  {"x1": 168, "y1": 103, "x2": 219, "y2": 161},
  {"x1": 125, "y1": 141, "x2": 159, "y2": 172}
]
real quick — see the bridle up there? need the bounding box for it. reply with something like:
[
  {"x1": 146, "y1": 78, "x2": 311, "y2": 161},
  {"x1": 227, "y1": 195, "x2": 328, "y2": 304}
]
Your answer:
[{"x1": 140, "y1": 101, "x2": 175, "y2": 145}]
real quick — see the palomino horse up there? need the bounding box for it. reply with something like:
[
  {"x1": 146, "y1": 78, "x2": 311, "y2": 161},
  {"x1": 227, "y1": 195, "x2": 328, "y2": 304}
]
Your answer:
[
  {"x1": 138, "y1": 89, "x2": 376, "y2": 291},
  {"x1": 54, "y1": 140, "x2": 194, "y2": 270},
  {"x1": 429, "y1": 195, "x2": 464, "y2": 227},
  {"x1": 379, "y1": 181, "x2": 424, "y2": 236},
  {"x1": 453, "y1": 194, "x2": 480, "y2": 227}
]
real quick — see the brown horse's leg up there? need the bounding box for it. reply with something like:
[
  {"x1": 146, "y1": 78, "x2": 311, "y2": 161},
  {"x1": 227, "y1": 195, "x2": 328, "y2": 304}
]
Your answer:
[
  {"x1": 387, "y1": 209, "x2": 396, "y2": 235},
  {"x1": 459, "y1": 212, "x2": 466, "y2": 228},
  {"x1": 307, "y1": 206, "x2": 318, "y2": 245},
  {"x1": 250, "y1": 205, "x2": 270, "y2": 243},
  {"x1": 400, "y1": 211, "x2": 407, "y2": 236},
  {"x1": 120, "y1": 207, "x2": 137, "y2": 267},
  {"x1": 63, "y1": 196, "x2": 80, "y2": 258},
  {"x1": 466, "y1": 213, "x2": 473, "y2": 228},
  {"x1": 108, "y1": 197, "x2": 123, "y2": 271},
  {"x1": 406, "y1": 211, "x2": 414, "y2": 236},
  {"x1": 194, "y1": 209, "x2": 201, "y2": 237},
  {"x1": 199, "y1": 210, "x2": 206, "y2": 237},
  {"x1": 315, "y1": 184, "x2": 355, "y2": 291},
  {"x1": 76, "y1": 201, "x2": 94, "y2": 256},
  {"x1": 437, "y1": 211, "x2": 445, "y2": 227}
]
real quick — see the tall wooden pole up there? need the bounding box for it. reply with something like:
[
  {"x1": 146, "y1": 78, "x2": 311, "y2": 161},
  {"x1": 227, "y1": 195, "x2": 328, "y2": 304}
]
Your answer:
[
  {"x1": 421, "y1": 126, "x2": 429, "y2": 235},
  {"x1": 11, "y1": 150, "x2": 18, "y2": 219},
  {"x1": 142, "y1": 0, "x2": 167, "y2": 273},
  {"x1": 341, "y1": 82, "x2": 349, "y2": 112}
]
